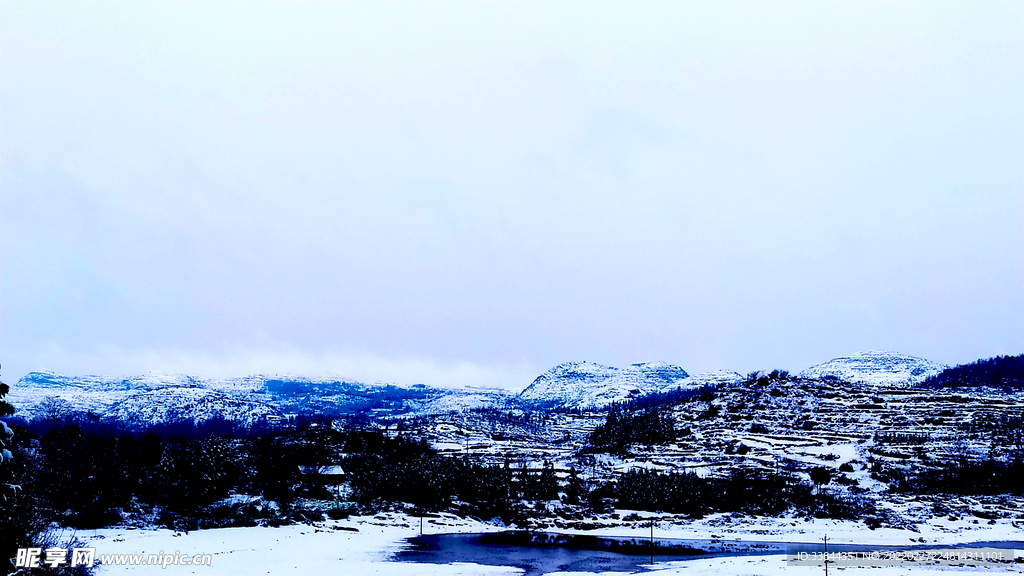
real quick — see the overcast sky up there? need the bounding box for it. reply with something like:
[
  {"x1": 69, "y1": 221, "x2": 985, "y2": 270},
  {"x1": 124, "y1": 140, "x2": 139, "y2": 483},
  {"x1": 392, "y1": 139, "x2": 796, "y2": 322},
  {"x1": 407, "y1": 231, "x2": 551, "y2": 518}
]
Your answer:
[{"x1": 2, "y1": 2, "x2": 1021, "y2": 389}]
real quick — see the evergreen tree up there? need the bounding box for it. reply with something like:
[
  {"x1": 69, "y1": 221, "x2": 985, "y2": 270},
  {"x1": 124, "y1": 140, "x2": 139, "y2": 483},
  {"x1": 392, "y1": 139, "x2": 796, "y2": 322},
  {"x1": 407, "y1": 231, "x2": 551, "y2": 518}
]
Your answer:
[
  {"x1": 1, "y1": 367, "x2": 19, "y2": 569},
  {"x1": 564, "y1": 467, "x2": 586, "y2": 505},
  {"x1": 515, "y1": 462, "x2": 533, "y2": 500},
  {"x1": 536, "y1": 460, "x2": 560, "y2": 501}
]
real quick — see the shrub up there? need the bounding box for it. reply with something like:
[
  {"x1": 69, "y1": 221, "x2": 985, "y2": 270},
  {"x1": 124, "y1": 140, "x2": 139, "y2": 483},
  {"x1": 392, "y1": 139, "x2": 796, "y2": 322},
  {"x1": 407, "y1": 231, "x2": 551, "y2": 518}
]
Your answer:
[
  {"x1": 809, "y1": 466, "x2": 833, "y2": 487},
  {"x1": 327, "y1": 507, "x2": 350, "y2": 520}
]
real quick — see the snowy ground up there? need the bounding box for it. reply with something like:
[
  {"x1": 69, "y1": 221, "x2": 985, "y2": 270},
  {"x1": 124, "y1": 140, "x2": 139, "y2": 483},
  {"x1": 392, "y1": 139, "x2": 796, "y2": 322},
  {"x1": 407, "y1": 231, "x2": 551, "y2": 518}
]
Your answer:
[
  {"x1": 88, "y1": 512, "x2": 514, "y2": 575},
  {"x1": 86, "y1": 512, "x2": 1022, "y2": 575}
]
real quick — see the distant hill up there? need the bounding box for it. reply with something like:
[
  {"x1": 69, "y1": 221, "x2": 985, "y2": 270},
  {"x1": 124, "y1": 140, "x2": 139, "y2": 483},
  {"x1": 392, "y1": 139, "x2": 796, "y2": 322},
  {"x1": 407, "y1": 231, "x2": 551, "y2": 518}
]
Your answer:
[
  {"x1": 16, "y1": 350, "x2": 1007, "y2": 425},
  {"x1": 798, "y1": 351, "x2": 946, "y2": 387},
  {"x1": 518, "y1": 361, "x2": 690, "y2": 410},
  {"x1": 917, "y1": 354, "x2": 1023, "y2": 390},
  {"x1": 10, "y1": 370, "x2": 434, "y2": 423}
]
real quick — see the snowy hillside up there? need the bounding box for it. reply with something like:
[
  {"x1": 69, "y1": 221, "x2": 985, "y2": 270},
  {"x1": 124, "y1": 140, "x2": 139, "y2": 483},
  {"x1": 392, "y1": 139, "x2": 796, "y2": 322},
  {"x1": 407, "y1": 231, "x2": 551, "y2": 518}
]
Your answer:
[
  {"x1": 798, "y1": 351, "x2": 947, "y2": 387},
  {"x1": 518, "y1": 361, "x2": 690, "y2": 410},
  {"x1": 18, "y1": 370, "x2": 126, "y2": 390},
  {"x1": 408, "y1": 387, "x2": 513, "y2": 415},
  {"x1": 108, "y1": 388, "x2": 279, "y2": 427},
  {"x1": 10, "y1": 371, "x2": 364, "y2": 423},
  {"x1": 13, "y1": 370, "x2": 132, "y2": 418}
]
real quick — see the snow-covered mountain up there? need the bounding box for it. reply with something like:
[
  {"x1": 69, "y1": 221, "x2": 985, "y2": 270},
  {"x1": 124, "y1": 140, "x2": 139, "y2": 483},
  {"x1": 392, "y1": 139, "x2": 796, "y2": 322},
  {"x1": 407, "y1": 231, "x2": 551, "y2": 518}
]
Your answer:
[
  {"x1": 9, "y1": 351, "x2": 957, "y2": 423},
  {"x1": 518, "y1": 361, "x2": 690, "y2": 410},
  {"x1": 798, "y1": 350, "x2": 947, "y2": 387},
  {"x1": 14, "y1": 370, "x2": 133, "y2": 417}
]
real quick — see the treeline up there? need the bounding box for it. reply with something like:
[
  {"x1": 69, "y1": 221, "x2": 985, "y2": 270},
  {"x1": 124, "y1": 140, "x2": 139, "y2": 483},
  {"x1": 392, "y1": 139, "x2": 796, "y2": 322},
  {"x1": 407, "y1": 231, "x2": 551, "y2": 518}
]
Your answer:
[
  {"x1": 621, "y1": 385, "x2": 717, "y2": 412},
  {"x1": 19, "y1": 412, "x2": 286, "y2": 440},
  {"x1": 345, "y1": 440, "x2": 570, "y2": 518},
  {"x1": 4, "y1": 412, "x2": 588, "y2": 531},
  {"x1": 586, "y1": 385, "x2": 716, "y2": 454},
  {"x1": 888, "y1": 459, "x2": 1023, "y2": 496},
  {"x1": 616, "y1": 468, "x2": 864, "y2": 519},
  {"x1": 873, "y1": 432, "x2": 932, "y2": 445},
  {"x1": 587, "y1": 407, "x2": 678, "y2": 454},
  {"x1": 465, "y1": 406, "x2": 553, "y2": 426},
  {"x1": 7, "y1": 414, "x2": 344, "y2": 531},
  {"x1": 917, "y1": 354, "x2": 1023, "y2": 390}
]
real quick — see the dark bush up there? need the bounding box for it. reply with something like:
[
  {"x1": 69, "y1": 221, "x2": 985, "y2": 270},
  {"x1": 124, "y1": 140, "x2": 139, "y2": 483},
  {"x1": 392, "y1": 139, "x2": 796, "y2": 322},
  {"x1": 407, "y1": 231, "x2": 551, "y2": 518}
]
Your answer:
[
  {"x1": 809, "y1": 466, "x2": 833, "y2": 487},
  {"x1": 327, "y1": 507, "x2": 351, "y2": 520}
]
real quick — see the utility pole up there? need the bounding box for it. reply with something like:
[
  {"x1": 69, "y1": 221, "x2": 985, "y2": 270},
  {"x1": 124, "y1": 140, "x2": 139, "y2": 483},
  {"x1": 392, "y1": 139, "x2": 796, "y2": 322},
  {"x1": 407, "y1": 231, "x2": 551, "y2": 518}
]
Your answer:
[
  {"x1": 824, "y1": 534, "x2": 828, "y2": 576},
  {"x1": 650, "y1": 519, "x2": 654, "y2": 565}
]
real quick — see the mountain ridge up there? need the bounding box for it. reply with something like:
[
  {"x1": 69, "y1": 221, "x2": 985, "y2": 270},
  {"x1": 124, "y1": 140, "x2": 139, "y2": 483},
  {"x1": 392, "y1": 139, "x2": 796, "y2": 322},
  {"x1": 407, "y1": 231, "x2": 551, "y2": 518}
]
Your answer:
[{"x1": 10, "y1": 350, "x2": 953, "y2": 422}]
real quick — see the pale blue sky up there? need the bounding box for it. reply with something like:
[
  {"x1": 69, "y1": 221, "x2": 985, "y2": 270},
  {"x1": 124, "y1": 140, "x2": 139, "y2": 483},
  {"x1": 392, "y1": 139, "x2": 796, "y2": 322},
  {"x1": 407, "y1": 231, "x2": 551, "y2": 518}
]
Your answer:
[{"x1": 2, "y1": 2, "x2": 1021, "y2": 388}]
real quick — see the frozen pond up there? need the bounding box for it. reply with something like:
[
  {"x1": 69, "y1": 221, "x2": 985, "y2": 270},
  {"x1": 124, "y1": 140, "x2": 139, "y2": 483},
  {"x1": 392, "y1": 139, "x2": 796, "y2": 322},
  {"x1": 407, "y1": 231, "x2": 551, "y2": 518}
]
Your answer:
[{"x1": 391, "y1": 531, "x2": 1022, "y2": 575}]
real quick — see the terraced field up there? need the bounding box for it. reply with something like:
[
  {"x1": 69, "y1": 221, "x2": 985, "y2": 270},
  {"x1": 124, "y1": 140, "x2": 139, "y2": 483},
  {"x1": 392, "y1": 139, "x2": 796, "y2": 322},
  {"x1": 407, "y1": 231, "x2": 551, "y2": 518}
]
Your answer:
[{"x1": 405, "y1": 377, "x2": 1023, "y2": 528}]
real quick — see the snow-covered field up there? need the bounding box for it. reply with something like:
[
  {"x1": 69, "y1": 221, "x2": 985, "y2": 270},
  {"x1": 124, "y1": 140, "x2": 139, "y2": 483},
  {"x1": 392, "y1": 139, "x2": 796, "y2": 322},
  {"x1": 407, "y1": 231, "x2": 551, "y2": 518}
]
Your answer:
[
  {"x1": 88, "y1": 513, "x2": 513, "y2": 575},
  {"x1": 86, "y1": 512, "x2": 1022, "y2": 575}
]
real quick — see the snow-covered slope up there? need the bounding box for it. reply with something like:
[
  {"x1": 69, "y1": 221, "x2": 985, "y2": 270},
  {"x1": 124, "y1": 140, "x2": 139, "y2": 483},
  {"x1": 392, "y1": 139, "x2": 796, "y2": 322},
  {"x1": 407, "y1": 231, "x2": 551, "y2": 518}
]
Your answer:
[
  {"x1": 518, "y1": 361, "x2": 690, "y2": 410},
  {"x1": 13, "y1": 370, "x2": 131, "y2": 418},
  {"x1": 108, "y1": 388, "x2": 279, "y2": 427},
  {"x1": 10, "y1": 371, "x2": 335, "y2": 423},
  {"x1": 798, "y1": 350, "x2": 947, "y2": 387},
  {"x1": 409, "y1": 387, "x2": 513, "y2": 415}
]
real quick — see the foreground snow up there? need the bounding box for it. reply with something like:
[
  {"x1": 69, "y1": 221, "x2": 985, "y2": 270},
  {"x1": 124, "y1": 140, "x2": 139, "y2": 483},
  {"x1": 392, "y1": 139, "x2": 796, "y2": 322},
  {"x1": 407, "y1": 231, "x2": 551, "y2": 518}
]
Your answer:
[
  {"x1": 88, "y1": 513, "x2": 514, "y2": 575},
  {"x1": 86, "y1": 512, "x2": 1022, "y2": 575}
]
